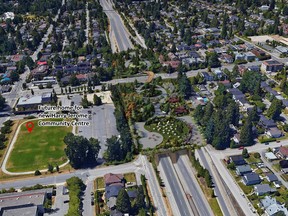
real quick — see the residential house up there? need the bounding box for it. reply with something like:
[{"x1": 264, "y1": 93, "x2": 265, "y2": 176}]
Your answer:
[
  {"x1": 279, "y1": 160, "x2": 288, "y2": 169},
  {"x1": 276, "y1": 146, "x2": 288, "y2": 159},
  {"x1": 261, "y1": 60, "x2": 284, "y2": 73},
  {"x1": 265, "y1": 203, "x2": 288, "y2": 216},
  {"x1": 31, "y1": 65, "x2": 49, "y2": 80},
  {"x1": 266, "y1": 174, "x2": 278, "y2": 182},
  {"x1": 254, "y1": 184, "x2": 275, "y2": 196},
  {"x1": 236, "y1": 165, "x2": 252, "y2": 176},
  {"x1": 229, "y1": 155, "x2": 246, "y2": 166},
  {"x1": 265, "y1": 152, "x2": 278, "y2": 161},
  {"x1": 259, "y1": 196, "x2": 288, "y2": 216},
  {"x1": 200, "y1": 72, "x2": 214, "y2": 81},
  {"x1": 104, "y1": 173, "x2": 124, "y2": 187},
  {"x1": 245, "y1": 52, "x2": 256, "y2": 61},
  {"x1": 259, "y1": 115, "x2": 277, "y2": 129},
  {"x1": 212, "y1": 68, "x2": 223, "y2": 79},
  {"x1": 266, "y1": 127, "x2": 282, "y2": 138},
  {"x1": 243, "y1": 172, "x2": 261, "y2": 185},
  {"x1": 105, "y1": 183, "x2": 124, "y2": 200}
]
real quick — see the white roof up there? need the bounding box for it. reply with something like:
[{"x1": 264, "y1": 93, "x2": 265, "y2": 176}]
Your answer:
[
  {"x1": 265, "y1": 152, "x2": 277, "y2": 160},
  {"x1": 17, "y1": 96, "x2": 42, "y2": 106}
]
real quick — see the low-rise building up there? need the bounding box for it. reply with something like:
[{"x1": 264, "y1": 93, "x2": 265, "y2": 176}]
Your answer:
[
  {"x1": 0, "y1": 188, "x2": 53, "y2": 216},
  {"x1": 254, "y1": 184, "x2": 275, "y2": 196},
  {"x1": 261, "y1": 60, "x2": 284, "y2": 73},
  {"x1": 16, "y1": 92, "x2": 52, "y2": 112},
  {"x1": 243, "y1": 172, "x2": 261, "y2": 185},
  {"x1": 236, "y1": 165, "x2": 252, "y2": 176}
]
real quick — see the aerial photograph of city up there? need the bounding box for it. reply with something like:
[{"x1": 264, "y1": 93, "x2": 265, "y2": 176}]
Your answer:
[{"x1": 0, "y1": 0, "x2": 288, "y2": 215}]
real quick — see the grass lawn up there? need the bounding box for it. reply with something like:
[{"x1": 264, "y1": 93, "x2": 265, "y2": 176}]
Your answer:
[
  {"x1": 246, "y1": 153, "x2": 262, "y2": 164},
  {"x1": 238, "y1": 182, "x2": 253, "y2": 194},
  {"x1": 7, "y1": 119, "x2": 71, "y2": 172},
  {"x1": 95, "y1": 177, "x2": 105, "y2": 190},
  {"x1": 124, "y1": 172, "x2": 136, "y2": 183}
]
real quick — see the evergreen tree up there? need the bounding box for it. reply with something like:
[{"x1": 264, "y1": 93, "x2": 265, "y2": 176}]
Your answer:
[
  {"x1": 267, "y1": 99, "x2": 282, "y2": 120},
  {"x1": 204, "y1": 117, "x2": 214, "y2": 144},
  {"x1": 242, "y1": 148, "x2": 249, "y2": 158},
  {"x1": 116, "y1": 188, "x2": 131, "y2": 213},
  {"x1": 239, "y1": 117, "x2": 253, "y2": 146}
]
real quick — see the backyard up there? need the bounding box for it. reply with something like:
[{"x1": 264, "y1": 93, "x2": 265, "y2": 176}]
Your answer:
[{"x1": 6, "y1": 119, "x2": 71, "y2": 172}]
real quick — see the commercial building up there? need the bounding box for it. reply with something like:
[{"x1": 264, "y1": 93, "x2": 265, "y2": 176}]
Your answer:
[
  {"x1": 0, "y1": 188, "x2": 53, "y2": 216},
  {"x1": 15, "y1": 92, "x2": 52, "y2": 112}
]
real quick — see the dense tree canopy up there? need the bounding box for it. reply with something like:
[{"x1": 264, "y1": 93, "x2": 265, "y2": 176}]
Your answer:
[{"x1": 64, "y1": 133, "x2": 101, "y2": 168}]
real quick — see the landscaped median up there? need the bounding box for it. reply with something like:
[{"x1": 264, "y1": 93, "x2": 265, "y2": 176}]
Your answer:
[{"x1": 5, "y1": 119, "x2": 72, "y2": 173}]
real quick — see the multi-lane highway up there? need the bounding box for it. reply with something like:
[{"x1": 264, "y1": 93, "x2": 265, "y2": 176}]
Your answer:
[
  {"x1": 100, "y1": 0, "x2": 134, "y2": 52},
  {"x1": 196, "y1": 148, "x2": 234, "y2": 216},
  {"x1": 158, "y1": 155, "x2": 193, "y2": 216},
  {"x1": 174, "y1": 153, "x2": 213, "y2": 216}
]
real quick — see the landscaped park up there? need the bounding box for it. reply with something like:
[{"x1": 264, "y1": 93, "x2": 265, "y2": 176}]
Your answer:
[
  {"x1": 6, "y1": 119, "x2": 71, "y2": 172},
  {"x1": 145, "y1": 116, "x2": 192, "y2": 148}
]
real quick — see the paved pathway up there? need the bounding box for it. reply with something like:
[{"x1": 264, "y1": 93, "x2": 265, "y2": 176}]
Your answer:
[{"x1": 135, "y1": 122, "x2": 163, "y2": 148}]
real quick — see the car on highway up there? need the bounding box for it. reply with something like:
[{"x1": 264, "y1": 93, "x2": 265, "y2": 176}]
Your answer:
[
  {"x1": 238, "y1": 146, "x2": 244, "y2": 150},
  {"x1": 264, "y1": 142, "x2": 269, "y2": 145}
]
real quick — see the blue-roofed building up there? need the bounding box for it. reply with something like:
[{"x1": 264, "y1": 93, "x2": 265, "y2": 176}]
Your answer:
[{"x1": 105, "y1": 184, "x2": 124, "y2": 200}]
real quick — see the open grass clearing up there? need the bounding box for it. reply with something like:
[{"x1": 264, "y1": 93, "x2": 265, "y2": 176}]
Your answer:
[
  {"x1": 6, "y1": 119, "x2": 71, "y2": 172},
  {"x1": 124, "y1": 172, "x2": 136, "y2": 183}
]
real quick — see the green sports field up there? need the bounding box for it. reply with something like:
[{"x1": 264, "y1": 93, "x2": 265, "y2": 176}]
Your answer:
[{"x1": 7, "y1": 119, "x2": 71, "y2": 172}]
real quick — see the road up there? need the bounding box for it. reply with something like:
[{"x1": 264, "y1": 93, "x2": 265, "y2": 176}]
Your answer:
[
  {"x1": 1, "y1": 155, "x2": 169, "y2": 216},
  {"x1": 158, "y1": 155, "x2": 192, "y2": 216},
  {"x1": 140, "y1": 155, "x2": 168, "y2": 216},
  {"x1": 100, "y1": 0, "x2": 134, "y2": 52},
  {"x1": 196, "y1": 148, "x2": 234, "y2": 216},
  {"x1": 260, "y1": 151, "x2": 288, "y2": 188},
  {"x1": 174, "y1": 153, "x2": 213, "y2": 216}
]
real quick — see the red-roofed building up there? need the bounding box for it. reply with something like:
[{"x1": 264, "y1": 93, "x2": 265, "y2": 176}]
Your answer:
[
  {"x1": 37, "y1": 61, "x2": 47, "y2": 66},
  {"x1": 11, "y1": 54, "x2": 24, "y2": 62},
  {"x1": 104, "y1": 173, "x2": 124, "y2": 186},
  {"x1": 276, "y1": 146, "x2": 288, "y2": 159},
  {"x1": 76, "y1": 74, "x2": 87, "y2": 82}
]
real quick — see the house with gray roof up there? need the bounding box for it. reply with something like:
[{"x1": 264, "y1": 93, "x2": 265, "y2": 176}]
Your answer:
[
  {"x1": 254, "y1": 184, "x2": 276, "y2": 196},
  {"x1": 243, "y1": 172, "x2": 261, "y2": 185},
  {"x1": 266, "y1": 173, "x2": 278, "y2": 182},
  {"x1": 236, "y1": 165, "x2": 252, "y2": 176}
]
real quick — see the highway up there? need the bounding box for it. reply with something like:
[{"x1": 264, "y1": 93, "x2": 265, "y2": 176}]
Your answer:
[
  {"x1": 100, "y1": 0, "x2": 134, "y2": 52},
  {"x1": 196, "y1": 149, "x2": 234, "y2": 216},
  {"x1": 158, "y1": 155, "x2": 192, "y2": 216},
  {"x1": 174, "y1": 153, "x2": 213, "y2": 216}
]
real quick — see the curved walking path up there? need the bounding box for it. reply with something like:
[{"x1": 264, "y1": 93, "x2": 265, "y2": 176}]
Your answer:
[
  {"x1": 135, "y1": 122, "x2": 163, "y2": 149},
  {"x1": 1, "y1": 119, "x2": 72, "y2": 176}
]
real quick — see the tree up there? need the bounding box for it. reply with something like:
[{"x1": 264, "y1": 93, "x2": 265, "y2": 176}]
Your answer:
[
  {"x1": 0, "y1": 94, "x2": 5, "y2": 111},
  {"x1": 93, "y1": 94, "x2": 102, "y2": 106},
  {"x1": 105, "y1": 136, "x2": 123, "y2": 161},
  {"x1": 239, "y1": 117, "x2": 254, "y2": 147},
  {"x1": 64, "y1": 133, "x2": 101, "y2": 168},
  {"x1": 34, "y1": 170, "x2": 41, "y2": 176},
  {"x1": 178, "y1": 72, "x2": 192, "y2": 99},
  {"x1": 204, "y1": 117, "x2": 214, "y2": 144},
  {"x1": 267, "y1": 99, "x2": 282, "y2": 120},
  {"x1": 116, "y1": 188, "x2": 131, "y2": 213},
  {"x1": 47, "y1": 164, "x2": 54, "y2": 173},
  {"x1": 227, "y1": 101, "x2": 240, "y2": 126},
  {"x1": 69, "y1": 74, "x2": 80, "y2": 86},
  {"x1": 10, "y1": 71, "x2": 19, "y2": 82},
  {"x1": 133, "y1": 187, "x2": 145, "y2": 213},
  {"x1": 242, "y1": 148, "x2": 249, "y2": 158}
]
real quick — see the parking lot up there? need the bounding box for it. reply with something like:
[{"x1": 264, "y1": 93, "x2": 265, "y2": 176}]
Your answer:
[{"x1": 78, "y1": 104, "x2": 119, "y2": 158}]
